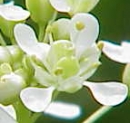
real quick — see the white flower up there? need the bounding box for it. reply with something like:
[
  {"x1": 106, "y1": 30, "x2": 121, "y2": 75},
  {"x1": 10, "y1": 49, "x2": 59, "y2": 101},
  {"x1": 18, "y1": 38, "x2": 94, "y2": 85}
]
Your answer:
[
  {"x1": 0, "y1": 4, "x2": 30, "y2": 21},
  {"x1": 0, "y1": 104, "x2": 17, "y2": 123},
  {"x1": 14, "y1": 14, "x2": 128, "y2": 112},
  {"x1": 49, "y1": 0, "x2": 99, "y2": 15},
  {"x1": 101, "y1": 41, "x2": 130, "y2": 63}
]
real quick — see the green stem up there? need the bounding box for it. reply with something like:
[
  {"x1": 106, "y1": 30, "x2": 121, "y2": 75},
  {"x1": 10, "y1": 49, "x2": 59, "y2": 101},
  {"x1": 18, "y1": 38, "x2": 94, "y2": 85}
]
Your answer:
[
  {"x1": 0, "y1": 32, "x2": 6, "y2": 46},
  {"x1": 38, "y1": 24, "x2": 46, "y2": 42},
  {"x1": 43, "y1": 11, "x2": 57, "y2": 43},
  {"x1": 13, "y1": 99, "x2": 41, "y2": 123},
  {"x1": 83, "y1": 106, "x2": 112, "y2": 123},
  {"x1": 10, "y1": 36, "x2": 16, "y2": 45}
]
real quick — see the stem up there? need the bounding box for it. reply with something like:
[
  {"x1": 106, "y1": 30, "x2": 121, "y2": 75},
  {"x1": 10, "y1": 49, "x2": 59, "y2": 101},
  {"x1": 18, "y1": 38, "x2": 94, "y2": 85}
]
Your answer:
[
  {"x1": 38, "y1": 24, "x2": 45, "y2": 42},
  {"x1": 0, "y1": 32, "x2": 6, "y2": 46},
  {"x1": 43, "y1": 11, "x2": 57, "y2": 43},
  {"x1": 83, "y1": 106, "x2": 112, "y2": 123},
  {"x1": 10, "y1": 36, "x2": 16, "y2": 45},
  {"x1": 13, "y1": 99, "x2": 41, "y2": 123}
]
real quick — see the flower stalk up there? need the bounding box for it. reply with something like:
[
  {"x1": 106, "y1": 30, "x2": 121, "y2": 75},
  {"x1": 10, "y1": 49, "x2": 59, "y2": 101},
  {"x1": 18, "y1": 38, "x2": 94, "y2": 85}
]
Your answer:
[{"x1": 83, "y1": 106, "x2": 112, "y2": 123}]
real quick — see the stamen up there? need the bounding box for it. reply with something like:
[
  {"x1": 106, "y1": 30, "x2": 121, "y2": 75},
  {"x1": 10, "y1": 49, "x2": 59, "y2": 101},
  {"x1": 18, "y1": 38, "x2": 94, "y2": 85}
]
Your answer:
[{"x1": 75, "y1": 21, "x2": 85, "y2": 31}]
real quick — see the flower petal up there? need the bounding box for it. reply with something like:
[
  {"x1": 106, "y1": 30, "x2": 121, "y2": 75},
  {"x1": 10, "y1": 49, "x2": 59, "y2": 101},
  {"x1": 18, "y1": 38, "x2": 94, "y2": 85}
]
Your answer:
[
  {"x1": 0, "y1": 104, "x2": 16, "y2": 120},
  {"x1": 70, "y1": 13, "x2": 99, "y2": 57},
  {"x1": 0, "y1": 4, "x2": 30, "y2": 21},
  {"x1": 83, "y1": 81, "x2": 128, "y2": 106},
  {"x1": 102, "y1": 41, "x2": 130, "y2": 63},
  {"x1": 34, "y1": 65, "x2": 55, "y2": 87},
  {"x1": 79, "y1": 44, "x2": 101, "y2": 79},
  {"x1": 20, "y1": 87, "x2": 55, "y2": 112},
  {"x1": 14, "y1": 23, "x2": 50, "y2": 60},
  {"x1": 49, "y1": 0, "x2": 70, "y2": 12},
  {"x1": 45, "y1": 101, "x2": 81, "y2": 119},
  {"x1": 0, "y1": 107, "x2": 17, "y2": 123},
  {"x1": 57, "y1": 75, "x2": 82, "y2": 93}
]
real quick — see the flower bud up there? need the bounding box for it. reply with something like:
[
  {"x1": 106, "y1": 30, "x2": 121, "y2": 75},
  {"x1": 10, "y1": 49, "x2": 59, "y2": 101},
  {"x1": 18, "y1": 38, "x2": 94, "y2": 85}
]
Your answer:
[
  {"x1": 0, "y1": 46, "x2": 12, "y2": 64},
  {"x1": 68, "y1": 0, "x2": 99, "y2": 15},
  {"x1": 0, "y1": 63, "x2": 12, "y2": 76},
  {"x1": 50, "y1": 0, "x2": 99, "y2": 16},
  {"x1": 0, "y1": 73, "x2": 26, "y2": 105},
  {"x1": 51, "y1": 19, "x2": 70, "y2": 40},
  {"x1": 7, "y1": 45, "x2": 24, "y2": 69},
  {"x1": 26, "y1": 0, "x2": 55, "y2": 24},
  {"x1": 0, "y1": 4, "x2": 30, "y2": 39},
  {"x1": 7, "y1": 45, "x2": 24, "y2": 62}
]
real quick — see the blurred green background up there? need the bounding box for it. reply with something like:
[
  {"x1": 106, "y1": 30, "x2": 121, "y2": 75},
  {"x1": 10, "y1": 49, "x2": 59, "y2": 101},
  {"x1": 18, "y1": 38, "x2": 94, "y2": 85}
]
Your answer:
[{"x1": 7, "y1": 0, "x2": 130, "y2": 122}]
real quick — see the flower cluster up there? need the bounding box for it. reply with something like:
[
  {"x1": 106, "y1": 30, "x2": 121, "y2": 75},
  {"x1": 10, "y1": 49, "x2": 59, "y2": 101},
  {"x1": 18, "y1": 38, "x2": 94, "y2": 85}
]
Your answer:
[{"x1": 0, "y1": 0, "x2": 128, "y2": 123}]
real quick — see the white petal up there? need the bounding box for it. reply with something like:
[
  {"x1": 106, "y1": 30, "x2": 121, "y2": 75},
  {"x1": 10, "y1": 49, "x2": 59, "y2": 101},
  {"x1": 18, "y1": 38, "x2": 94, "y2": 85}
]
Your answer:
[
  {"x1": 0, "y1": 4, "x2": 30, "y2": 21},
  {"x1": 83, "y1": 81, "x2": 128, "y2": 106},
  {"x1": 34, "y1": 65, "x2": 55, "y2": 87},
  {"x1": 0, "y1": 105, "x2": 16, "y2": 120},
  {"x1": 79, "y1": 44, "x2": 101, "y2": 79},
  {"x1": 70, "y1": 13, "x2": 99, "y2": 57},
  {"x1": 20, "y1": 87, "x2": 55, "y2": 112},
  {"x1": 57, "y1": 75, "x2": 82, "y2": 93},
  {"x1": 50, "y1": 0, "x2": 70, "y2": 12},
  {"x1": 0, "y1": 107, "x2": 17, "y2": 123},
  {"x1": 102, "y1": 41, "x2": 130, "y2": 63},
  {"x1": 14, "y1": 23, "x2": 50, "y2": 60},
  {"x1": 45, "y1": 101, "x2": 81, "y2": 119}
]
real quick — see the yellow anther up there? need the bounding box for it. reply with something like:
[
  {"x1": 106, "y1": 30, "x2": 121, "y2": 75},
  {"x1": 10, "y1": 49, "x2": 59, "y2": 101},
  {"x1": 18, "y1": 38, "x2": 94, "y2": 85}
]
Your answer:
[
  {"x1": 75, "y1": 21, "x2": 85, "y2": 31},
  {"x1": 97, "y1": 41, "x2": 104, "y2": 50},
  {"x1": 54, "y1": 67, "x2": 63, "y2": 76}
]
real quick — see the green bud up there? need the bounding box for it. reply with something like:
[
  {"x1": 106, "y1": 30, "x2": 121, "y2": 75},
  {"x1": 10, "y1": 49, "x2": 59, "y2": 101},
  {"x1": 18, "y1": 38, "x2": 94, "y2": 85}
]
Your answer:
[
  {"x1": 0, "y1": 46, "x2": 12, "y2": 64},
  {"x1": 47, "y1": 40, "x2": 75, "y2": 67},
  {"x1": 51, "y1": 19, "x2": 70, "y2": 40},
  {"x1": 0, "y1": 73, "x2": 26, "y2": 105},
  {"x1": 67, "y1": 0, "x2": 99, "y2": 16},
  {"x1": 0, "y1": 5, "x2": 30, "y2": 39},
  {"x1": 0, "y1": 63, "x2": 12, "y2": 76},
  {"x1": 7, "y1": 45, "x2": 24, "y2": 69},
  {"x1": 122, "y1": 64, "x2": 130, "y2": 97},
  {"x1": 26, "y1": 0, "x2": 55, "y2": 24},
  {"x1": 7, "y1": 45, "x2": 24, "y2": 62},
  {"x1": 54, "y1": 56, "x2": 80, "y2": 79}
]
